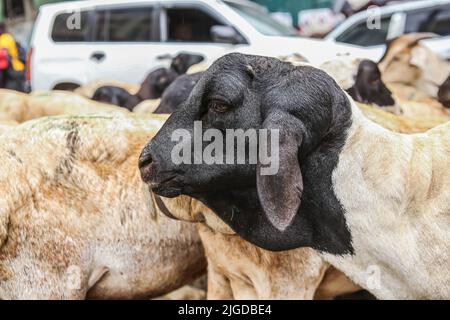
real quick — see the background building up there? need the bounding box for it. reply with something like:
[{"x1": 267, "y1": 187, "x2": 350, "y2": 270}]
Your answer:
[{"x1": 251, "y1": 0, "x2": 333, "y2": 26}]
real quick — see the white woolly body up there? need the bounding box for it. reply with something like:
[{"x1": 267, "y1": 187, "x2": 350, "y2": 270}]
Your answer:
[{"x1": 325, "y1": 100, "x2": 450, "y2": 299}]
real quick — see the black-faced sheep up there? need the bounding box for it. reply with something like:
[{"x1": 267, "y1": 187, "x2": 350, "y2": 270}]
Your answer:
[
  {"x1": 154, "y1": 72, "x2": 203, "y2": 114},
  {"x1": 135, "y1": 67, "x2": 178, "y2": 101},
  {"x1": 85, "y1": 68, "x2": 177, "y2": 112},
  {"x1": 135, "y1": 53, "x2": 204, "y2": 102},
  {"x1": 74, "y1": 80, "x2": 139, "y2": 98},
  {"x1": 91, "y1": 86, "x2": 138, "y2": 111},
  {"x1": 347, "y1": 60, "x2": 395, "y2": 107},
  {"x1": 169, "y1": 53, "x2": 205, "y2": 75},
  {"x1": 438, "y1": 76, "x2": 450, "y2": 108},
  {"x1": 94, "y1": 53, "x2": 204, "y2": 110},
  {"x1": 139, "y1": 53, "x2": 450, "y2": 299}
]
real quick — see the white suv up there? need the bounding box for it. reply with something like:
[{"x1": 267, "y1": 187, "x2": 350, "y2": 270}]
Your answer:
[
  {"x1": 326, "y1": 0, "x2": 450, "y2": 60},
  {"x1": 28, "y1": 0, "x2": 375, "y2": 91}
]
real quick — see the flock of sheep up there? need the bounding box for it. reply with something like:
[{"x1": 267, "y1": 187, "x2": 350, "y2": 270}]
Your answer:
[{"x1": 0, "y1": 33, "x2": 448, "y2": 300}]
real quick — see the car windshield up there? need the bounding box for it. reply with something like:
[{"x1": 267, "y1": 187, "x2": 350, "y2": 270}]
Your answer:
[{"x1": 226, "y1": 2, "x2": 297, "y2": 37}]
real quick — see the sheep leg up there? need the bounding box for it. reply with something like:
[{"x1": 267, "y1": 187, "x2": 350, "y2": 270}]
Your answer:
[
  {"x1": 87, "y1": 266, "x2": 109, "y2": 289},
  {"x1": 206, "y1": 260, "x2": 233, "y2": 300}
]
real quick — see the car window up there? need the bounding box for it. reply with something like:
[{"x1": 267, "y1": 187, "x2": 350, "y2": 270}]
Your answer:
[
  {"x1": 94, "y1": 7, "x2": 155, "y2": 42},
  {"x1": 405, "y1": 10, "x2": 432, "y2": 33},
  {"x1": 405, "y1": 6, "x2": 450, "y2": 36},
  {"x1": 51, "y1": 11, "x2": 90, "y2": 42},
  {"x1": 336, "y1": 17, "x2": 391, "y2": 46},
  {"x1": 428, "y1": 6, "x2": 450, "y2": 36},
  {"x1": 165, "y1": 7, "x2": 226, "y2": 42}
]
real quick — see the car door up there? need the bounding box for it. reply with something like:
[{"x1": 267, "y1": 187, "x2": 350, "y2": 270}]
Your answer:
[
  {"x1": 87, "y1": 3, "x2": 163, "y2": 84},
  {"x1": 153, "y1": 2, "x2": 248, "y2": 68},
  {"x1": 36, "y1": 8, "x2": 96, "y2": 90}
]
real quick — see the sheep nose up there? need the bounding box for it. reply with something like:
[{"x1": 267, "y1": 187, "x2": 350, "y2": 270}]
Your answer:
[
  {"x1": 138, "y1": 150, "x2": 155, "y2": 182},
  {"x1": 139, "y1": 153, "x2": 153, "y2": 168}
]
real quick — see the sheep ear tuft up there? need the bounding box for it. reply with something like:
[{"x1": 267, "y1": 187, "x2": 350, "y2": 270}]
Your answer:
[
  {"x1": 245, "y1": 65, "x2": 255, "y2": 80},
  {"x1": 256, "y1": 112, "x2": 303, "y2": 231}
]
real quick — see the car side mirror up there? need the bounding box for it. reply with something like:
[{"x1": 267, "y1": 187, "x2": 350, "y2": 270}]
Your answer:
[{"x1": 210, "y1": 25, "x2": 244, "y2": 45}]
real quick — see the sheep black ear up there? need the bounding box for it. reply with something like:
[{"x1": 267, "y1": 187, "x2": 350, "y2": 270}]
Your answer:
[
  {"x1": 157, "y1": 76, "x2": 169, "y2": 86},
  {"x1": 155, "y1": 75, "x2": 171, "y2": 93},
  {"x1": 171, "y1": 57, "x2": 184, "y2": 74},
  {"x1": 256, "y1": 112, "x2": 303, "y2": 232}
]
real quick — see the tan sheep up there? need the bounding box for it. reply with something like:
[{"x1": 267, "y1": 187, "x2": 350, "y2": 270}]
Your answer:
[
  {"x1": 0, "y1": 90, "x2": 128, "y2": 123},
  {"x1": 186, "y1": 63, "x2": 210, "y2": 75},
  {"x1": 153, "y1": 195, "x2": 361, "y2": 300},
  {"x1": 319, "y1": 58, "x2": 361, "y2": 90},
  {"x1": 386, "y1": 83, "x2": 450, "y2": 121},
  {"x1": 0, "y1": 113, "x2": 206, "y2": 299},
  {"x1": 132, "y1": 99, "x2": 161, "y2": 115},
  {"x1": 356, "y1": 102, "x2": 446, "y2": 133},
  {"x1": 379, "y1": 33, "x2": 450, "y2": 98},
  {"x1": 0, "y1": 90, "x2": 29, "y2": 123},
  {"x1": 0, "y1": 120, "x2": 18, "y2": 135},
  {"x1": 27, "y1": 90, "x2": 129, "y2": 119}
]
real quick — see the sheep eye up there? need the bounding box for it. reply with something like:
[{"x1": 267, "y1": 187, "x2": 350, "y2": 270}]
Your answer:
[{"x1": 209, "y1": 101, "x2": 231, "y2": 113}]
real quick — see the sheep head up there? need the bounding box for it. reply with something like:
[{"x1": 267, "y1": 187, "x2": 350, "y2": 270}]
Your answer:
[{"x1": 139, "y1": 53, "x2": 353, "y2": 253}]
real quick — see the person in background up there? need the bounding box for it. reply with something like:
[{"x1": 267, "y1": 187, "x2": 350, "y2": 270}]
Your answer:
[
  {"x1": 0, "y1": 46, "x2": 8, "y2": 88},
  {"x1": 0, "y1": 22, "x2": 25, "y2": 91}
]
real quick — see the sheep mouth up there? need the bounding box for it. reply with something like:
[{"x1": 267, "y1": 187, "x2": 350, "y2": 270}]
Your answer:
[{"x1": 149, "y1": 175, "x2": 183, "y2": 198}]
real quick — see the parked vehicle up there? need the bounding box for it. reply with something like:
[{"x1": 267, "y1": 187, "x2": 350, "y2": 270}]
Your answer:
[
  {"x1": 326, "y1": 0, "x2": 450, "y2": 60},
  {"x1": 28, "y1": 0, "x2": 375, "y2": 91}
]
